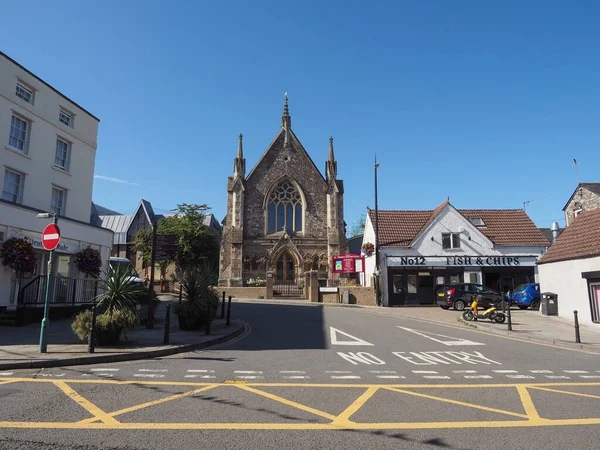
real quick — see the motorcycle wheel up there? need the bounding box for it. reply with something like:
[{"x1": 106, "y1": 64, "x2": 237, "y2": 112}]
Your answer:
[
  {"x1": 462, "y1": 310, "x2": 475, "y2": 321},
  {"x1": 493, "y1": 313, "x2": 506, "y2": 323}
]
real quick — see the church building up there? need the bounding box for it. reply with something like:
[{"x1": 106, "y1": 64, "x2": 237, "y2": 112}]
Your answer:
[{"x1": 218, "y1": 96, "x2": 347, "y2": 293}]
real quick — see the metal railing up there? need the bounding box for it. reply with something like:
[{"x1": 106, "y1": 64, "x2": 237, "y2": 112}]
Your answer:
[
  {"x1": 19, "y1": 275, "x2": 98, "y2": 306},
  {"x1": 273, "y1": 280, "x2": 304, "y2": 298}
]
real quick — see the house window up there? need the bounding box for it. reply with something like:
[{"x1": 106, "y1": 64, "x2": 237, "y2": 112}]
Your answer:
[
  {"x1": 2, "y1": 169, "x2": 24, "y2": 203},
  {"x1": 9, "y1": 115, "x2": 29, "y2": 153},
  {"x1": 54, "y1": 138, "x2": 70, "y2": 171},
  {"x1": 15, "y1": 83, "x2": 33, "y2": 103},
  {"x1": 266, "y1": 180, "x2": 303, "y2": 234},
  {"x1": 442, "y1": 233, "x2": 461, "y2": 249},
  {"x1": 469, "y1": 217, "x2": 486, "y2": 227},
  {"x1": 51, "y1": 187, "x2": 66, "y2": 216},
  {"x1": 59, "y1": 110, "x2": 72, "y2": 127}
]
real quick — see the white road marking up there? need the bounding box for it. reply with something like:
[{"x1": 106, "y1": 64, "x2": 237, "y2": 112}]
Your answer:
[
  {"x1": 506, "y1": 375, "x2": 536, "y2": 379},
  {"x1": 423, "y1": 375, "x2": 451, "y2": 379},
  {"x1": 184, "y1": 375, "x2": 216, "y2": 379},
  {"x1": 545, "y1": 375, "x2": 571, "y2": 379},
  {"x1": 453, "y1": 370, "x2": 478, "y2": 373},
  {"x1": 330, "y1": 327, "x2": 374, "y2": 346},
  {"x1": 0, "y1": 372, "x2": 14, "y2": 376},
  {"x1": 412, "y1": 371, "x2": 438, "y2": 374},
  {"x1": 337, "y1": 352, "x2": 386, "y2": 365},
  {"x1": 187, "y1": 370, "x2": 215, "y2": 373},
  {"x1": 493, "y1": 370, "x2": 518, "y2": 373},
  {"x1": 530, "y1": 370, "x2": 553, "y2": 374},
  {"x1": 563, "y1": 370, "x2": 588, "y2": 374},
  {"x1": 95, "y1": 374, "x2": 114, "y2": 378},
  {"x1": 326, "y1": 371, "x2": 353, "y2": 374},
  {"x1": 279, "y1": 371, "x2": 306, "y2": 374},
  {"x1": 396, "y1": 326, "x2": 485, "y2": 346},
  {"x1": 138, "y1": 369, "x2": 168, "y2": 373},
  {"x1": 330, "y1": 375, "x2": 361, "y2": 379},
  {"x1": 38, "y1": 373, "x2": 65, "y2": 377},
  {"x1": 377, "y1": 375, "x2": 405, "y2": 379},
  {"x1": 464, "y1": 375, "x2": 493, "y2": 379},
  {"x1": 580, "y1": 375, "x2": 600, "y2": 379},
  {"x1": 134, "y1": 374, "x2": 165, "y2": 378},
  {"x1": 234, "y1": 371, "x2": 263, "y2": 374},
  {"x1": 282, "y1": 376, "x2": 310, "y2": 379},
  {"x1": 90, "y1": 368, "x2": 119, "y2": 372},
  {"x1": 370, "y1": 370, "x2": 397, "y2": 374},
  {"x1": 236, "y1": 376, "x2": 264, "y2": 380}
]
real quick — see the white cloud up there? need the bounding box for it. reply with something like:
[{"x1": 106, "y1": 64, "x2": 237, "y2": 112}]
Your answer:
[{"x1": 94, "y1": 175, "x2": 140, "y2": 186}]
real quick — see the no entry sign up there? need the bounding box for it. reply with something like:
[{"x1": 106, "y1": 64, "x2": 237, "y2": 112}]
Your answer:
[{"x1": 41, "y1": 223, "x2": 61, "y2": 251}]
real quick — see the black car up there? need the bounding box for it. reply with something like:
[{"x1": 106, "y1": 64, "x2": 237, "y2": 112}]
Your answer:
[{"x1": 436, "y1": 283, "x2": 505, "y2": 311}]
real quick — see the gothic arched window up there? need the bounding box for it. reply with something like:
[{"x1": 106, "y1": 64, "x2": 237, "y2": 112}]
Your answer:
[{"x1": 267, "y1": 181, "x2": 303, "y2": 234}]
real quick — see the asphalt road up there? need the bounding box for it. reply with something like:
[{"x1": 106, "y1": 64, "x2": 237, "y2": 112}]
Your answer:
[{"x1": 1, "y1": 302, "x2": 599, "y2": 449}]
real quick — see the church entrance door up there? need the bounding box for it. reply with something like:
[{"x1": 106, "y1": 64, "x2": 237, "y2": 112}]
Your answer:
[{"x1": 274, "y1": 251, "x2": 303, "y2": 297}]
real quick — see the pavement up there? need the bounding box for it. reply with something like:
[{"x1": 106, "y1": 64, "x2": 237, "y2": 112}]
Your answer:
[
  {"x1": 0, "y1": 294, "x2": 245, "y2": 370},
  {"x1": 230, "y1": 297, "x2": 600, "y2": 354}
]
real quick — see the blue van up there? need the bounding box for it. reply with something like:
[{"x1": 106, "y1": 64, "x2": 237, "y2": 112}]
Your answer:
[{"x1": 511, "y1": 283, "x2": 541, "y2": 310}]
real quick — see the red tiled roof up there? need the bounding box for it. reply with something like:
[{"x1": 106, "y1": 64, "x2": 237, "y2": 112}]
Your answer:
[
  {"x1": 368, "y1": 206, "x2": 550, "y2": 247},
  {"x1": 537, "y1": 209, "x2": 600, "y2": 264}
]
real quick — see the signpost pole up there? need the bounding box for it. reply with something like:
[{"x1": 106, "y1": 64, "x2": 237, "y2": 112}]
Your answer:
[
  {"x1": 146, "y1": 222, "x2": 157, "y2": 329},
  {"x1": 39, "y1": 215, "x2": 58, "y2": 353}
]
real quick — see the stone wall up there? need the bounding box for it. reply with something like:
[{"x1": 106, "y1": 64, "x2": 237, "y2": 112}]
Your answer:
[
  {"x1": 565, "y1": 186, "x2": 600, "y2": 227},
  {"x1": 318, "y1": 286, "x2": 376, "y2": 306},
  {"x1": 217, "y1": 287, "x2": 267, "y2": 300}
]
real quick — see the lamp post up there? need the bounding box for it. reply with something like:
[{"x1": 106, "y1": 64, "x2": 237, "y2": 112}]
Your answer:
[
  {"x1": 374, "y1": 157, "x2": 381, "y2": 307},
  {"x1": 37, "y1": 212, "x2": 58, "y2": 353}
]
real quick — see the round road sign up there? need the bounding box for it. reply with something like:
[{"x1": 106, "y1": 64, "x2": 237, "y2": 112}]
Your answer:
[{"x1": 41, "y1": 223, "x2": 61, "y2": 251}]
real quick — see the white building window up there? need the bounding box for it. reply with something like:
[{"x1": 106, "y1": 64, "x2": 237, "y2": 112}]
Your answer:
[
  {"x1": 51, "y1": 186, "x2": 66, "y2": 216},
  {"x1": 54, "y1": 138, "x2": 70, "y2": 171},
  {"x1": 15, "y1": 83, "x2": 33, "y2": 103},
  {"x1": 9, "y1": 115, "x2": 29, "y2": 153},
  {"x1": 2, "y1": 169, "x2": 24, "y2": 203},
  {"x1": 442, "y1": 233, "x2": 461, "y2": 249},
  {"x1": 59, "y1": 110, "x2": 72, "y2": 127}
]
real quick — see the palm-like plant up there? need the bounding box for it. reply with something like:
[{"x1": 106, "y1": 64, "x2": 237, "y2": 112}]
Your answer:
[
  {"x1": 176, "y1": 262, "x2": 219, "y2": 330},
  {"x1": 95, "y1": 264, "x2": 143, "y2": 329}
]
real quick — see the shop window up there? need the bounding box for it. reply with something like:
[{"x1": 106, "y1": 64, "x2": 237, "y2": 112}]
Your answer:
[
  {"x1": 442, "y1": 233, "x2": 461, "y2": 249},
  {"x1": 590, "y1": 282, "x2": 600, "y2": 323},
  {"x1": 469, "y1": 273, "x2": 479, "y2": 284},
  {"x1": 407, "y1": 274, "x2": 417, "y2": 294}
]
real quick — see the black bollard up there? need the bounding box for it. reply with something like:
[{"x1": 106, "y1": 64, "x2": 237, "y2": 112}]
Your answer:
[
  {"x1": 88, "y1": 304, "x2": 97, "y2": 353},
  {"x1": 178, "y1": 285, "x2": 183, "y2": 304},
  {"x1": 221, "y1": 291, "x2": 226, "y2": 319},
  {"x1": 574, "y1": 310, "x2": 581, "y2": 343},
  {"x1": 226, "y1": 295, "x2": 232, "y2": 326},
  {"x1": 163, "y1": 304, "x2": 171, "y2": 345},
  {"x1": 205, "y1": 314, "x2": 212, "y2": 335},
  {"x1": 507, "y1": 302, "x2": 512, "y2": 331}
]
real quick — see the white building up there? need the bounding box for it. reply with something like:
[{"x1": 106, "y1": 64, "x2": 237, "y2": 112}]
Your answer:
[
  {"x1": 0, "y1": 52, "x2": 113, "y2": 310},
  {"x1": 537, "y1": 209, "x2": 600, "y2": 325},
  {"x1": 362, "y1": 200, "x2": 550, "y2": 306}
]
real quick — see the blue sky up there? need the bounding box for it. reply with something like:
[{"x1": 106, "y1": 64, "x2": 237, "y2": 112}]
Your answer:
[{"x1": 4, "y1": 1, "x2": 599, "y2": 231}]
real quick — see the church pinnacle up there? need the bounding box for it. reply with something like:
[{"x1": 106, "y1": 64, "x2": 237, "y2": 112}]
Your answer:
[
  {"x1": 233, "y1": 132, "x2": 246, "y2": 178},
  {"x1": 282, "y1": 92, "x2": 292, "y2": 129},
  {"x1": 326, "y1": 136, "x2": 337, "y2": 182}
]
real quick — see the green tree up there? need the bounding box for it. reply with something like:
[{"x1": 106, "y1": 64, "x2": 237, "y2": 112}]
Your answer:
[{"x1": 133, "y1": 203, "x2": 220, "y2": 275}]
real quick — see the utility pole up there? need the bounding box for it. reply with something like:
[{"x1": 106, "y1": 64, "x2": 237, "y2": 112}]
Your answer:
[{"x1": 374, "y1": 156, "x2": 381, "y2": 307}]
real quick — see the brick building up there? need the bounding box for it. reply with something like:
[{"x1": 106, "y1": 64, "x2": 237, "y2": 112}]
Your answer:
[
  {"x1": 218, "y1": 96, "x2": 347, "y2": 290},
  {"x1": 563, "y1": 183, "x2": 600, "y2": 227}
]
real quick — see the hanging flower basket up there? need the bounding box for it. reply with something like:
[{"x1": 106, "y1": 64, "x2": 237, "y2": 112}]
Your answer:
[
  {"x1": 0, "y1": 237, "x2": 36, "y2": 274},
  {"x1": 257, "y1": 256, "x2": 267, "y2": 265},
  {"x1": 361, "y1": 242, "x2": 374, "y2": 257},
  {"x1": 74, "y1": 246, "x2": 102, "y2": 278}
]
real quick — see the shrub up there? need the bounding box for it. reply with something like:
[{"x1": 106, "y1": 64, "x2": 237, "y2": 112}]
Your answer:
[
  {"x1": 176, "y1": 263, "x2": 220, "y2": 330},
  {"x1": 257, "y1": 295, "x2": 265, "y2": 299}
]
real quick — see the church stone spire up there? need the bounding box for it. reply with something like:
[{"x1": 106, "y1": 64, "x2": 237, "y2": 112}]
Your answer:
[
  {"x1": 326, "y1": 136, "x2": 337, "y2": 182},
  {"x1": 233, "y1": 132, "x2": 246, "y2": 178},
  {"x1": 282, "y1": 92, "x2": 292, "y2": 129}
]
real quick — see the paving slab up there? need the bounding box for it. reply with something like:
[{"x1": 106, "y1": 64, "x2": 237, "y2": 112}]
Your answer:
[{"x1": 0, "y1": 295, "x2": 245, "y2": 370}]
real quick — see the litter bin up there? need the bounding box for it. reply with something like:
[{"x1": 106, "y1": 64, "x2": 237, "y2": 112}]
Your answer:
[{"x1": 541, "y1": 292, "x2": 558, "y2": 316}]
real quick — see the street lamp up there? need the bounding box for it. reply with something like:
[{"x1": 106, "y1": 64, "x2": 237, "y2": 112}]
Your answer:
[
  {"x1": 37, "y1": 212, "x2": 58, "y2": 353},
  {"x1": 374, "y1": 158, "x2": 381, "y2": 307}
]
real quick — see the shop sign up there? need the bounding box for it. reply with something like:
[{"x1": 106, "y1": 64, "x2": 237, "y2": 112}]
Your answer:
[{"x1": 388, "y1": 256, "x2": 538, "y2": 267}]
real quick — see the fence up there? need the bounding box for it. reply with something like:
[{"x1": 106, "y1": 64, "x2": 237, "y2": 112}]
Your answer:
[
  {"x1": 19, "y1": 275, "x2": 98, "y2": 306},
  {"x1": 273, "y1": 280, "x2": 304, "y2": 298}
]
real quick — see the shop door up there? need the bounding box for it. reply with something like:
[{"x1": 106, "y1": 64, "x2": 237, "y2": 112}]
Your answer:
[
  {"x1": 389, "y1": 273, "x2": 406, "y2": 306},
  {"x1": 418, "y1": 274, "x2": 435, "y2": 305}
]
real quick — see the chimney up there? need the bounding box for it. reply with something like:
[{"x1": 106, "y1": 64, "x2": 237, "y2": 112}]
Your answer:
[{"x1": 551, "y1": 222, "x2": 560, "y2": 244}]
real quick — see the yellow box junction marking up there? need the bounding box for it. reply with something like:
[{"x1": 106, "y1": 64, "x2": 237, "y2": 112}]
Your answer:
[{"x1": 0, "y1": 378, "x2": 598, "y2": 430}]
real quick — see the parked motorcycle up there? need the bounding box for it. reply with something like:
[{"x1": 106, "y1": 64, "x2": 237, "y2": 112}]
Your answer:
[{"x1": 462, "y1": 295, "x2": 506, "y2": 323}]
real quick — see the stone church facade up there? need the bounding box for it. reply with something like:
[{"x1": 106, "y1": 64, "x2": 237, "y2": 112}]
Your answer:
[{"x1": 218, "y1": 96, "x2": 347, "y2": 289}]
